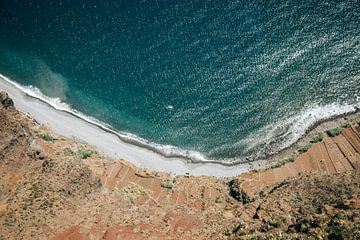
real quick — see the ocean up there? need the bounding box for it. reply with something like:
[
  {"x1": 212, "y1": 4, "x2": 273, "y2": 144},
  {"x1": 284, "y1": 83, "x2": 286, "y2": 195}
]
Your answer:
[{"x1": 0, "y1": 0, "x2": 359, "y2": 164}]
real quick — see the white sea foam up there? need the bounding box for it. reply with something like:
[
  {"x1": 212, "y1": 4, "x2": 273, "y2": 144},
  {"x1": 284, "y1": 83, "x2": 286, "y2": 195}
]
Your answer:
[
  {"x1": 0, "y1": 73, "x2": 210, "y2": 163},
  {"x1": 242, "y1": 102, "x2": 360, "y2": 159},
  {"x1": 1, "y1": 73, "x2": 359, "y2": 165}
]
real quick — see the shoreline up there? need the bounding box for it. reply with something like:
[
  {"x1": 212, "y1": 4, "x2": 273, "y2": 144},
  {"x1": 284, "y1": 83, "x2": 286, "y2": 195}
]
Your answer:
[
  {"x1": 1, "y1": 74, "x2": 359, "y2": 177},
  {"x1": 0, "y1": 75, "x2": 251, "y2": 178},
  {"x1": 253, "y1": 108, "x2": 360, "y2": 170}
]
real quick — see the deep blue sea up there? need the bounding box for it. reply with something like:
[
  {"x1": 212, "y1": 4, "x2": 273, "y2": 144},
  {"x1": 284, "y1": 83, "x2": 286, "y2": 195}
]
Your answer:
[{"x1": 0, "y1": 0, "x2": 359, "y2": 163}]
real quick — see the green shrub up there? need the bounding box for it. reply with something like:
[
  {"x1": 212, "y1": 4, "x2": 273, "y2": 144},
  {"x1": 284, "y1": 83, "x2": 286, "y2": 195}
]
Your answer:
[
  {"x1": 63, "y1": 148, "x2": 75, "y2": 156},
  {"x1": 249, "y1": 235, "x2": 260, "y2": 240},
  {"x1": 269, "y1": 220, "x2": 282, "y2": 228},
  {"x1": 327, "y1": 127, "x2": 342, "y2": 137},
  {"x1": 310, "y1": 133, "x2": 323, "y2": 143},
  {"x1": 78, "y1": 148, "x2": 93, "y2": 159},
  {"x1": 328, "y1": 224, "x2": 353, "y2": 240},
  {"x1": 223, "y1": 228, "x2": 231, "y2": 236},
  {"x1": 271, "y1": 155, "x2": 296, "y2": 169},
  {"x1": 299, "y1": 143, "x2": 312, "y2": 153},
  {"x1": 31, "y1": 128, "x2": 39, "y2": 134},
  {"x1": 161, "y1": 180, "x2": 173, "y2": 189},
  {"x1": 332, "y1": 212, "x2": 347, "y2": 221},
  {"x1": 40, "y1": 133, "x2": 54, "y2": 142},
  {"x1": 286, "y1": 155, "x2": 296, "y2": 162}
]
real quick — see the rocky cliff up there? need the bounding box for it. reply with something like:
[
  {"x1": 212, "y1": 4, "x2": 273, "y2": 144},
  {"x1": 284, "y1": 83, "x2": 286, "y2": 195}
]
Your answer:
[{"x1": 0, "y1": 91, "x2": 359, "y2": 240}]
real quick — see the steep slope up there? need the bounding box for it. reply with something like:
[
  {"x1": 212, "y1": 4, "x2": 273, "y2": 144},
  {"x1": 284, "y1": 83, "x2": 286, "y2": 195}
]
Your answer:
[
  {"x1": 0, "y1": 91, "x2": 359, "y2": 240},
  {"x1": 228, "y1": 171, "x2": 360, "y2": 239}
]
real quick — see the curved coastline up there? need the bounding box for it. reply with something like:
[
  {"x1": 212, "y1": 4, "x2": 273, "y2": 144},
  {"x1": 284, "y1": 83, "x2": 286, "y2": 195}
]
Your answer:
[
  {"x1": 0, "y1": 73, "x2": 251, "y2": 177},
  {"x1": 1, "y1": 73, "x2": 360, "y2": 177},
  {"x1": 0, "y1": 73, "x2": 213, "y2": 163}
]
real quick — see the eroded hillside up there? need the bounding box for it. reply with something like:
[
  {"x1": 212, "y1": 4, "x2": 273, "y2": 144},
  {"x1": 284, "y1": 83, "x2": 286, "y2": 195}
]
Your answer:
[{"x1": 0, "y1": 91, "x2": 359, "y2": 240}]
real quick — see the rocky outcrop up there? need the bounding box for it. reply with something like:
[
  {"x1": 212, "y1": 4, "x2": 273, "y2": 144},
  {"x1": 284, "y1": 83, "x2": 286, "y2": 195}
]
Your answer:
[
  {"x1": 0, "y1": 91, "x2": 14, "y2": 109},
  {"x1": 228, "y1": 179, "x2": 251, "y2": 204},
  {"x1": 0, "y1": 92, "x2": 234, "y2": 239},
  {"x1": 0, "y1": 92, "x2": 101, "y2": 239},
  {"x1": 228, "y1": 171, "x2": 360, "y2": 239},
  {"x1": 0, "y1": 91, "x2": 359, "y2": 239}
]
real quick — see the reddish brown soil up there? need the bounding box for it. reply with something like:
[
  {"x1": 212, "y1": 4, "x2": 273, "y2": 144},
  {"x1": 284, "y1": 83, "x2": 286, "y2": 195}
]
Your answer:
[
  {"x1": 0, "y1": 91, "x2": 359, "y2": 239},
  {"x1": 234, "y1": 129, "x2": 360, "y2": 202}
]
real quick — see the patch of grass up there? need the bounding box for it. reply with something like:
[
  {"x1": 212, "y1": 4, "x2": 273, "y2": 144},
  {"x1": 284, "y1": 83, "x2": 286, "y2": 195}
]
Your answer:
[
  {"x1": 161, "y1": 180, "x2": 174, "y2": 189},
  {"x1": 269, "y1": 220, "x2": 282, "y2": 228},
  {"x1": 310, "y1": 133, "x2": 323, "y2": 143},
  {"x1": 93, "y1": 150, "x2": 105, "y2": 158},
  {"x1": 287, "y1": 154, "x2": 296, "y2": 162},
  {"x1": 271, "y1": 155, "x2": 296, "y2": 169},
  {"x1": 249, "y1": 235, "x2": 261, "y2": 240},
  {"x1": 223, "y1": 228, "x2": 231, "y2": 236},
  {"x1": 78, "y1": 146, "x2": 93, "y2": 159},
  {"x1": 40, "y1": 133, "x2": 54, "y2": 142},
  {"x1": 298, "y1": 143, "x2": 312, "y2": 153},
  {"x1": 63, "y1": 148, "x2": 75, "y2": 156},
  {"x1": 129, "y1": 196, "x2": 136, "y2": 205},
  {"x1": 215, "y1": 197, "x2": 222, "y2": 203},
  {"x1": 310, "y1": 218, "x2": 324, "y2": 228},
  {"x1": 332, "y1": 212, "x2": 347, "y2": 221},
  {"x1": 328, "y1": 224, "x2": 353, "y2": 240},
  {"x1": 327, "y1": 127, "x2": 342, "y2": 137},
  {"x1": 31, "y1": 128, "x2": 39, "y2": 134}
]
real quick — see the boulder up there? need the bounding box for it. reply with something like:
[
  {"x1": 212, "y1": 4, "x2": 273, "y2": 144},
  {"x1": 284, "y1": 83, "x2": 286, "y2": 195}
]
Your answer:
[
  {"x1": 0, "y1": 91, "x2": 14, "y2": 109},
  {"x1": 28, "y1": 144, "x2": 47, "y2": 160}
]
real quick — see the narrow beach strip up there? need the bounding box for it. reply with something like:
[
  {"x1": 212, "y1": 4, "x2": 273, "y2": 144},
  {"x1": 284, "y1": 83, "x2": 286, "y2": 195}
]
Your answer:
[{"x1": 0, "y1": 75, "x2": 250, "y2": 178}]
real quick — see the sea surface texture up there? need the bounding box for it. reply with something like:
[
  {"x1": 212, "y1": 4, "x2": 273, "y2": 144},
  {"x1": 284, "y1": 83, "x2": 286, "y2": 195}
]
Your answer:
[{"x1": 0, "y1": 0, "x2": 359, "y2": 163}]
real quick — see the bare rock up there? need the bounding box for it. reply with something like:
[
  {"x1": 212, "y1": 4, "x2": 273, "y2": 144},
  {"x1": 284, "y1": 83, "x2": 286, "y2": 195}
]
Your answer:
[
  {"x1": 0, "y1": 91, "x2": 14, "y2": 109},
  {"x1": 28, "y1": 144, "x2": 47, "y2": 160},
  {"x1": 228, "y1": 179, "x2": 251, "y2": 204}
]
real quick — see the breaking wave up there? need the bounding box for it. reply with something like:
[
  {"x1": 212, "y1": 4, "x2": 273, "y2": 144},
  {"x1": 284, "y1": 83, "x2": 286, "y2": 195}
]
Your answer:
[
  {"x1": 1, "y1": 72, "x2": 359, "y2": 165},
  {"x1": 0, "y1": 73, "x2": 211, "y2": 163}
]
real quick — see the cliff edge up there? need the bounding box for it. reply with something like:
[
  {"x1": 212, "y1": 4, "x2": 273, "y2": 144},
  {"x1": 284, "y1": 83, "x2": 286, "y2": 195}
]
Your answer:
[{"x1": 0, "y1": 91, "x2": 359, "y2": 239}]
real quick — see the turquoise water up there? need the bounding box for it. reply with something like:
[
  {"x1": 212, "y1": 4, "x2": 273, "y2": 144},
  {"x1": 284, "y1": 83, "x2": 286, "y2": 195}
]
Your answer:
[{"x1": 0, "y1": 0, "x2": 359, "y2": 163}]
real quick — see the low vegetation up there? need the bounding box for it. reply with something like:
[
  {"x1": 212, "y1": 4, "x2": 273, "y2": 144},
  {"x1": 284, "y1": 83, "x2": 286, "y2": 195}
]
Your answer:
[
  {"x1": 310, "y1": 133, "x2": 323, "y2": 143},
  {"x1": 129, "y1": 196, "x2": 136, "y2": 205},
  {"x1": 327, "y1": 127, "x2": 342, "y2": 137},
  {"x1": 40, "y1": 132, "x2": 54, "y2": 142},
  {"x1": 161, "y1": 180, "x2": 174, "y2": 189},
  {"x1": 271, "y1": 155, "x2": 296, "y2": 169},
  {"x1": 77, "y1": 146, "x2": 93, "y2": 159},
  {"x1": 298, "y1": 143, "x2": 312, "y2": 153}
]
